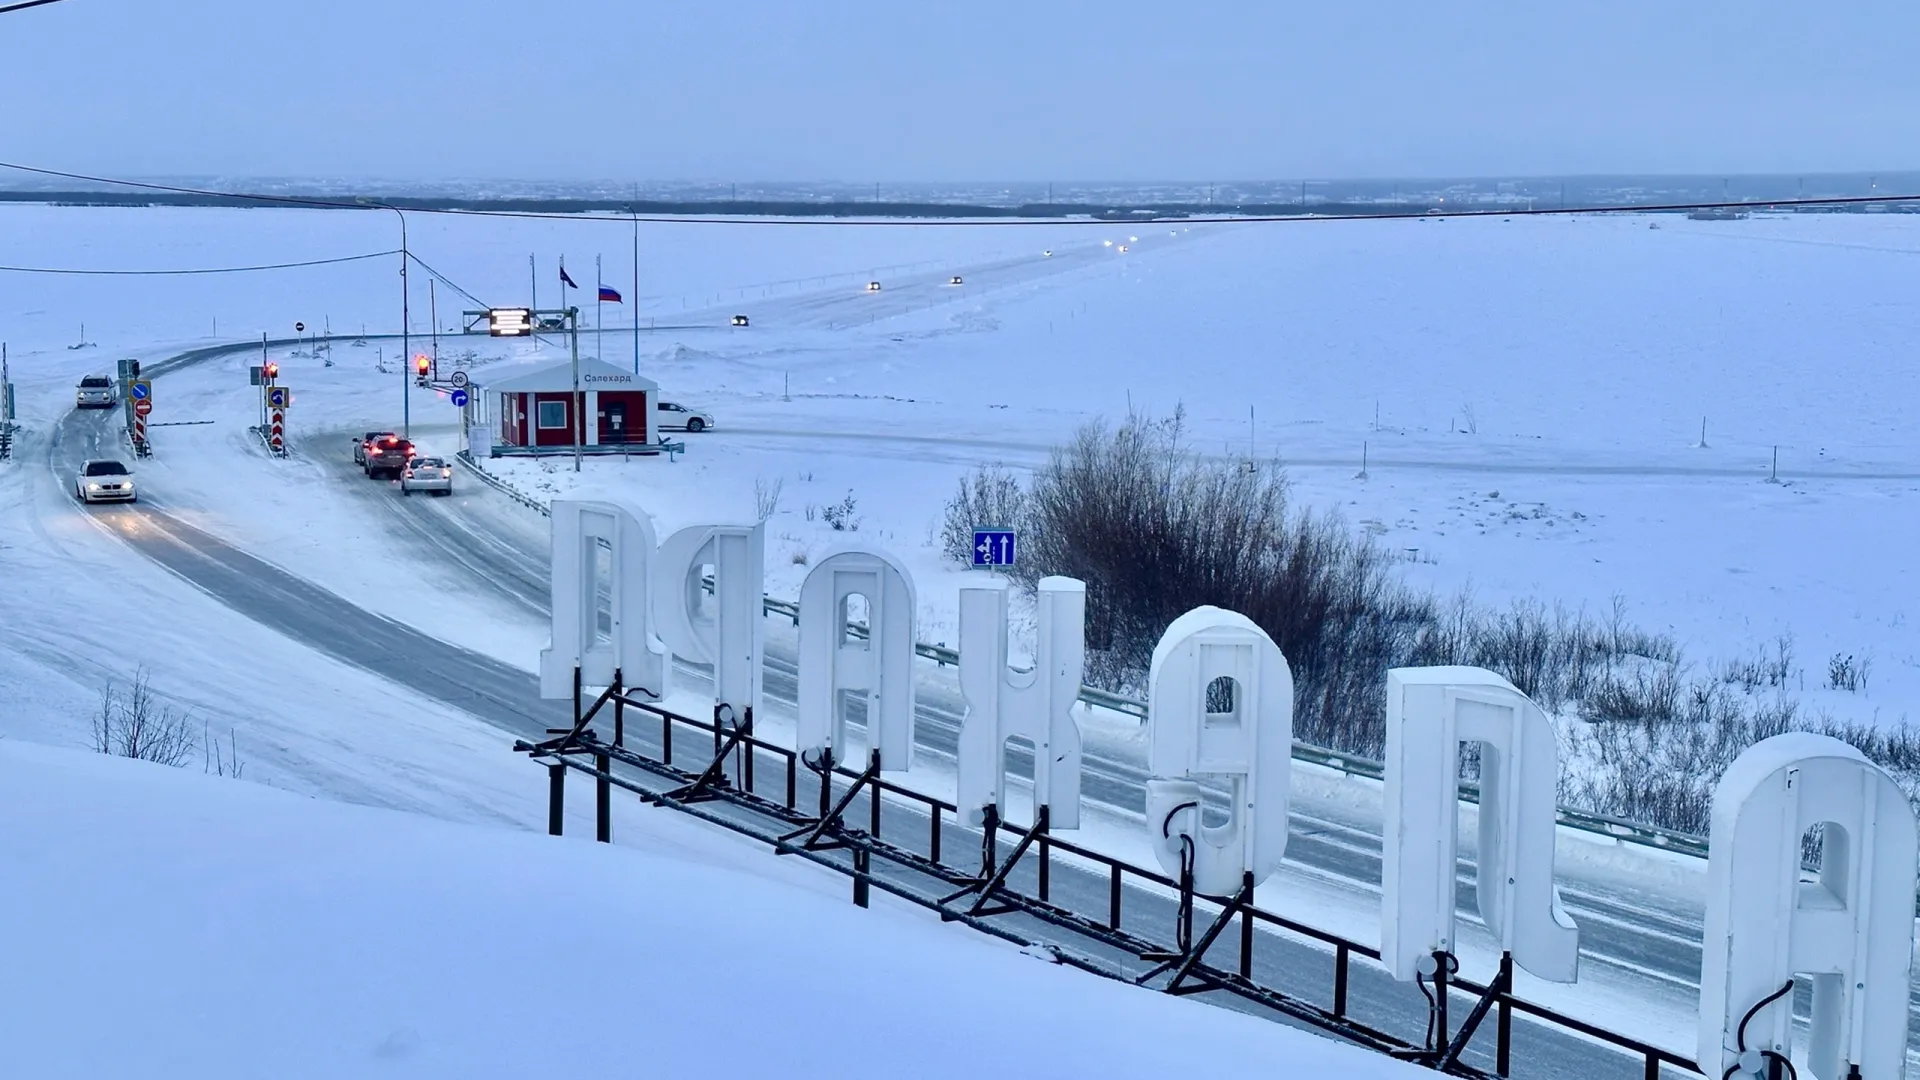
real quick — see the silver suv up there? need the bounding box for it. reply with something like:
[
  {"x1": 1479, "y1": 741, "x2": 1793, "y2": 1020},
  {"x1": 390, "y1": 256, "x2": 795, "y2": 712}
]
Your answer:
[{"x1": 76, "y1": 375, "x2": 115, "y2": 409}]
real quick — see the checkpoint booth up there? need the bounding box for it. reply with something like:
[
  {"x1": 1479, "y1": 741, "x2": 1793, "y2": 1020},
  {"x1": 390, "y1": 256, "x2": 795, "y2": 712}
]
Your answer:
[{"x1": 488, "y1": 357, "x2": 660, "y2": 454}]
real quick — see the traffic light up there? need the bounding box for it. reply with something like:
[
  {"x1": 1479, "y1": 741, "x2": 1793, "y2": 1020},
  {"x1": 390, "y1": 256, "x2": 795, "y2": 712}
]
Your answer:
[
  {"x1": 263, "y1": 361, "x2": 279, "y2": 382},
  {"x1": 414, "y1": 354, "x2": 431, "y2": 386}
]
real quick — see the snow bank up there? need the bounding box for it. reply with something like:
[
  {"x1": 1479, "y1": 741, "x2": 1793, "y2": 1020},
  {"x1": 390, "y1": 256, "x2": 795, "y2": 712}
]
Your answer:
[{"x1": 0, "y1": 740, "x2": 1420, "y2": 1080}]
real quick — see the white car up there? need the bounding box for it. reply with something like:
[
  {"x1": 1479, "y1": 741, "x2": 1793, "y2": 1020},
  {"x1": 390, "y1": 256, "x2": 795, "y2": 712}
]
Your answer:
[
  {"x1": 400, "y1": 456, "x2": 454, "y2": 497},
  {"x1": 655, "y1": 401, "x2": 713, "y2": 433},
  {"x1": 75, "y1": 375, "x2": 115, "y2": 409},
  {"x1": 75, "y1": 459, "x2": 136, "y2": 503}
]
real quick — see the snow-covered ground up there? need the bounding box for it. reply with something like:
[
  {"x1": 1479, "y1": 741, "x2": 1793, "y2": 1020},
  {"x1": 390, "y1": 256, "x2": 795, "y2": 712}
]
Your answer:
[
  {"x1": 4, "y1": 203, "x2": 1918, "y2": 1068},
  {"x1": 0, "y1": 739, "x2": 1417, "y2": 1080}
]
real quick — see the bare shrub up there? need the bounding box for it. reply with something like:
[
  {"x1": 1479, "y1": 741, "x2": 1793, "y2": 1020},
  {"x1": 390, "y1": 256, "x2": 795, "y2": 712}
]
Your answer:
[
  {"x1": 1011, "y1": 410, "x2": 1428, "y2": 756},
  {"x1": 202, "y1": 722, "x2": 245, "y2": 778},
  {"x1": 93, "y1": 669, "x2": 196, "y2": 767},
  {"x1": 940, "y1": 465, "x2": 1028, "y2": 565},
  {"x1": 753, "y1": 476, "x2": 784, "y2": 522}
]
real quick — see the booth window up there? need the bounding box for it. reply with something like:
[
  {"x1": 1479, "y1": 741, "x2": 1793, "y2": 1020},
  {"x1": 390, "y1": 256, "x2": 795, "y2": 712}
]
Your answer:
[{"x1": 537, "y1": 401, "x2": 568, "y2": 430}]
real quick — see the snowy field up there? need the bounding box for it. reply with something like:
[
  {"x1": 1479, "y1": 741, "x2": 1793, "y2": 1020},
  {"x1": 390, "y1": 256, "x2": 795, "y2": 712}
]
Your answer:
[
  {"x1": 4, "y1": 200, "x2": 1918, "y2": 757},
  {"x1": 0, "y1": 739, "x2": 1417, "y2": 1080}
]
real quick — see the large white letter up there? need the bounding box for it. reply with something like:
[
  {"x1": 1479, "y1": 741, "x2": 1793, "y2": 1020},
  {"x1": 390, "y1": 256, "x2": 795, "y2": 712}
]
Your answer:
[
  {"x1": 796, "y1": 546, "x2": 916, "y2": 768},
  {"x1": 1700, "y1": 732, "x2": 1917, "y2": 1080},
  {"x1": 1381, "y1": 666, "x2": 1578, "y2": 983},
  {"x1": 1144, "y1": 606, "x2": 1292, "y2": 895},
  {"x1": 539, "y1": 498, "x2": 664, "y2": 699},
  {"x1": 653, "y1": 523, "x2": 765, "y2": 720},
  {"x1": 955, "y1": 576, "x2": 1085, "y2": 828}
]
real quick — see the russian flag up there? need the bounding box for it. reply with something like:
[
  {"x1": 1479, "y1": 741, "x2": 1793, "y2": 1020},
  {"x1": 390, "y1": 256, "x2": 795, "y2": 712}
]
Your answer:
[{"x1": 598, "y1": 285, "x2": 622, "y2": 303}]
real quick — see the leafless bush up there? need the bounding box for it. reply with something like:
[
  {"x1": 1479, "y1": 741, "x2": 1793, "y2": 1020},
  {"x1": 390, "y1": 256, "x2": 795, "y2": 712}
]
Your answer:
[
  {"x1": 92, "y1": 669, "x2": 196, "y2": 767},
  {"x1": 753, "y1": 476, "x2": 785, "y2": 522},
  {"x1": 940, "y1": 465, "x2": 1028, "y2": 564},
  {"x1": 1563, "y1": 688, "x2": 1797, "y2": 834},
  {"x1": 1009, "y1": 411, "x2": 1427, "y2": 756}
]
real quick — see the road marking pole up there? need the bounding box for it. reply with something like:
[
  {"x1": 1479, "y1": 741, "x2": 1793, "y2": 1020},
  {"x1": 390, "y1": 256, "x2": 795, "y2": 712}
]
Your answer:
[{"x1": 270, "y1": 409, "x2": 284, "y2": 455}]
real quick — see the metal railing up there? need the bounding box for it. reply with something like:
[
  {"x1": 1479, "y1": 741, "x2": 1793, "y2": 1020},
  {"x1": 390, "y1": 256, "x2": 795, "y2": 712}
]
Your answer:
[
  {"x1": 517, "y1": 685, "x2": 1702, "y2": 1080},
  {"x1": 457, "y1": 449, "x2": 1713, "y2": 864}
]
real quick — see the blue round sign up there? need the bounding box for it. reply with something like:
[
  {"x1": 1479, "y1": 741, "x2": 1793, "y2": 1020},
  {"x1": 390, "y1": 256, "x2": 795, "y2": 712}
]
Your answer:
[{"x1": 449, "y1": 388, "x2": 469, "y2": 408}]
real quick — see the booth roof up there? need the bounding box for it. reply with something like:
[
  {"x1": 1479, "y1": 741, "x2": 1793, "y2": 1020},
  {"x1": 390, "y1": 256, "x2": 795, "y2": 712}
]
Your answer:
[{"x1": 482, "y1": 357, "x2": 660, "y2": 395}]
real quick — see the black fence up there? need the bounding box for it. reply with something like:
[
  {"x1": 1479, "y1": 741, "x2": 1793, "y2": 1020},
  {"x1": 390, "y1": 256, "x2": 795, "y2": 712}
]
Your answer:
[{"x1": 516, "y1": 670, "x2": 1702, "y2": 1080}]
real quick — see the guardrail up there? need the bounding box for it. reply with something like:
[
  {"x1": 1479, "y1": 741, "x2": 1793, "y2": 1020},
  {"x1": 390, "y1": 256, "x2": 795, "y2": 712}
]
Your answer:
[{"x1": 454, "y1": 449, "x2": 1714, "y2": 863}]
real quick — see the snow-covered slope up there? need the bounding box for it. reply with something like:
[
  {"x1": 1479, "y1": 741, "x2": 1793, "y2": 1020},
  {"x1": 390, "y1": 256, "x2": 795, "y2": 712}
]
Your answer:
[{"x1": 0, "y1": 740, "x2": 1420, "y2": 1079}]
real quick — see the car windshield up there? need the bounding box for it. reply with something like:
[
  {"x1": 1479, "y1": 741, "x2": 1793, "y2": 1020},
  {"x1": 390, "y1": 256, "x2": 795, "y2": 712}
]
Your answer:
[
  {"x1": 80, "y1": 377, "x2": 111, "y2": 388},
  {"x1": 83, "y1": 461, "x2": 128, "y2": 477}
]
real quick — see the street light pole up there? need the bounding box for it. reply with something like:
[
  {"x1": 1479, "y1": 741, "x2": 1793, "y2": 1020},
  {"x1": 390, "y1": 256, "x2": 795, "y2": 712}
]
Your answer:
[
  {"x1": 391, "y1": 207, "x2": 410, "y2": 439},
  {"x1": 569, "y1": 307, "x2": 582, "y2": 473}
]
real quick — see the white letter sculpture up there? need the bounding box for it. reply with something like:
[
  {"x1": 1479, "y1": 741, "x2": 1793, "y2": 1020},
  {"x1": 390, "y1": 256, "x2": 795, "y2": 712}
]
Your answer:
[
  {"x1": 1145, "y1": 607, "x2": 1293, "y2": 895},
  {"x1": 1381, "y1": 666, "x2": 1579, "y2": 983},
  {"x1": 955, "y1": 576, "x2": 1085, "y2": 828},
  {"x1": 653, "y1": 523, "x2": 765, "y2": 723},
  {"x1": 797, "y1": 546, "x2": 916, "y2": 770},
  {"x1": 539, "y1": 498, "x2": 664, "y2": 699},
  {"x1": 1700, "y1": 732, "x2": 1917, "y2": 1080}
]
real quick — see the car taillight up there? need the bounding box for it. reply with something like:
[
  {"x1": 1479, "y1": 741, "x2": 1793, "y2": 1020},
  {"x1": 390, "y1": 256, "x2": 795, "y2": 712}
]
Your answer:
[
  {"x1": 441, "y1": 468, "x2": 451, "y2": 478},
  {"x1": 370, "y1": 447, "x2": 382, "y2": 456}
]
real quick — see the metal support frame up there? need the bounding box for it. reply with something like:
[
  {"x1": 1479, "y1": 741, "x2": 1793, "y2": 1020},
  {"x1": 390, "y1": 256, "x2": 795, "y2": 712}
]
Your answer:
[
  {"x1": 660, "y1": 706, "x2": 755, "y2": 804},
  {"x1": 510, "y1": 686, "x2": 1699, "y2": 1080},
  {"x1": 938, "y1": 803, "x2": 1051, "y2": 919},
  {"x1": 1138, "y1": 869, "x2": 1257, "y2": 996},
  {"x1": 776, "y1": 747, "x2": 882, "y2": 853}
]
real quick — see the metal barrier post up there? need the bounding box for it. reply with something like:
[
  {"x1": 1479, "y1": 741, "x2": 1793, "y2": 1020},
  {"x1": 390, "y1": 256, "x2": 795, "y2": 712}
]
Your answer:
[
  {"x1": 547, "y1": 763, "x2": 565, "y2": 836},
  {"x1": 595, "y1": 751, "x2": 611, "y2": 843}
]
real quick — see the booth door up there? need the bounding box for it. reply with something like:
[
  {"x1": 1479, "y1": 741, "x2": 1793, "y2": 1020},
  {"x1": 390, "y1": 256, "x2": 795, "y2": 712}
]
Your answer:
[{"x1": 600, "y1": 400, "x2": 629, "y2": 444}]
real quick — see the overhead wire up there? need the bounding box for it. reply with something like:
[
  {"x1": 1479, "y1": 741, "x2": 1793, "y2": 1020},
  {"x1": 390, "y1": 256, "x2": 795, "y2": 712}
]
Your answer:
[
  {"x1": 4, "y1": 159, "x2": 1918, "y2": 228},
  {"x1": 0, "y1": 0, "x2": 75, "y2": 14},
  {"x1": 0, "y1": 249, "x2": 400, "y2": 275}
]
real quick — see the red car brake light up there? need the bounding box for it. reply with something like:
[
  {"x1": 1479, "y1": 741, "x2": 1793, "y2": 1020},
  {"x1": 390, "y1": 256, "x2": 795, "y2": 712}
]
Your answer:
[{"x1": 369, "y1": 447, "x2": 383, "y2": 456}]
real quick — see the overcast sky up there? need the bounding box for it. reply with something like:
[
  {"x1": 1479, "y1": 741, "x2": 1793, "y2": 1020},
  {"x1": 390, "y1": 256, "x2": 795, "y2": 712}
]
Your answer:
[{"x1": 2, "y1": 0, "x2": 1915, "y2": 181}]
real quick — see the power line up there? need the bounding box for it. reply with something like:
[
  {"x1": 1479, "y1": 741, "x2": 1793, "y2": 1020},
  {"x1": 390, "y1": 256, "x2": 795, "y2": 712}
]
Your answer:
[
  {"x1": 0, "y1": 0, "x2": 76, "y2": 14},
  {"x1": 5, "y1": 159, "x2": 1918, "y2": 228},
  {"x1": 0, "y1": 249, "x2": 400, "y2": 275},
  {"x1": 405, "y1": 251, "x2": 488, "y2": 309}
]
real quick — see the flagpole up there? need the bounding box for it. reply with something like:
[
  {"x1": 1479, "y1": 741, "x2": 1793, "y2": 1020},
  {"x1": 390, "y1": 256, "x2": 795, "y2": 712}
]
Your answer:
[
  {"x1": 596, "y1": 254, "x2": 603, "y2": 361},
  {"x1": 563, "y1": 255, "x2": 582, "y2": 473},
  {"x1": 631, "y1": 192, "x2": 640, "y2": 376}
]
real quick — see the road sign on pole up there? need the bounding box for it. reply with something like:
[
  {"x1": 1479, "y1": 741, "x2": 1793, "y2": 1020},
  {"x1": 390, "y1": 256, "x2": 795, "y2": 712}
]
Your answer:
[
  {"x1": 267, "y1": 387, "x2": 292, "y2": 409},
  {"x1": 971, "y1": 528, "x2": 1017, "y2": 568},
  {"x1": 449, "y1": 370, "x2": 470, "y2": 389},
  {"x1": 449, "y1": 388, "x2": 469, "y2": 408},
  {"x1": 269, "y1": 409, "x2": 285, "y2": 454},
  {"x1": 294, "y1": 322, "x2": 305, "y2": 333},
  {"x1": 129, "y1": 380, "x2": 151, "y2": 402},
  {"x1": 133, "y1": 399, "x2": 152, "y2": 417}
]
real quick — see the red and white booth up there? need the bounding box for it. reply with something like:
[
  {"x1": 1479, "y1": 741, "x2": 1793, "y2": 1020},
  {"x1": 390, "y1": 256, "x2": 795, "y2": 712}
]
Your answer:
[{"x1": 489, "y1": 357, "x2": 660, "y2": 452}]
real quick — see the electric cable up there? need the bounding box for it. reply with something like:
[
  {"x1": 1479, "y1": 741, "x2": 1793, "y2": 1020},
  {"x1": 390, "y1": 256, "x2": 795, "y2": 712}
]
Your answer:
[
  {"x1": 1724, "y1": 979, "x2": 1799, "y2": 1080},
  {"x1": 0, "y1": 249, "x2": 399, "y2": 275}
]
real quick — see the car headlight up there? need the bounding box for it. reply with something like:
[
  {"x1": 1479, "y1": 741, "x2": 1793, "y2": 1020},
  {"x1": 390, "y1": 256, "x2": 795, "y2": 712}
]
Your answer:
[{"x1": 86, "y1": 482, "x2": 101, "y2": 490}]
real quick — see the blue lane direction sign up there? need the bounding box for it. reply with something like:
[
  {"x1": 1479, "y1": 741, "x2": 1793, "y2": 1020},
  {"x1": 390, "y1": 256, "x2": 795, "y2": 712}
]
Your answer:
[
  {"x1": 266, "y1": 386, "x2": 291, "y2": 409},
  {"x1": 129, "y1": 380, "x2": 151, "y2": 402},
  {"x1": 449, "y1": 388, "x2": 470, "y2": 408},
  {"x1": 972, "y1": 528, "x2": 1016, "y2": 568}
]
